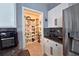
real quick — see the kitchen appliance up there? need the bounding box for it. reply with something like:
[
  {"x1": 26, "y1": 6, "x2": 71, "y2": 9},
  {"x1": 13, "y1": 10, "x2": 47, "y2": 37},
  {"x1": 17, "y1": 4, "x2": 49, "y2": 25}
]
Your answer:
[
  {"x1": 63, "y1": 4, "x2": 79, "y2": 56},
  {"x1": 0, "y1": 28, "x2": 17, "y2": 50}
]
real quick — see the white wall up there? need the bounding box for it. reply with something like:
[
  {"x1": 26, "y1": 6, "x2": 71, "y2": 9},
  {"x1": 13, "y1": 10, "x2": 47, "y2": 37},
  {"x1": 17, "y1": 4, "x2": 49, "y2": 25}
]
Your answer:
[{"x1": 0, "y1": 3, "x2": 16, "y2": 28}]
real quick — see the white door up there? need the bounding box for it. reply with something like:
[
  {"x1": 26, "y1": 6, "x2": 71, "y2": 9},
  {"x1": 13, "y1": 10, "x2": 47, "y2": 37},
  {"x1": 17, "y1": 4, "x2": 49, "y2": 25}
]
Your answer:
[{"x1": 22, "y1": 7, "x2": 44, "y2": 52}]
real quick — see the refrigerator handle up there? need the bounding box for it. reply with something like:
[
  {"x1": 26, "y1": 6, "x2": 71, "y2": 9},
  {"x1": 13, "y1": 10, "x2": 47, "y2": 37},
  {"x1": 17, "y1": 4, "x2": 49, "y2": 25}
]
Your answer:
[{"x1": 68, "y1": 32, "x2": 73, "y2": 39}]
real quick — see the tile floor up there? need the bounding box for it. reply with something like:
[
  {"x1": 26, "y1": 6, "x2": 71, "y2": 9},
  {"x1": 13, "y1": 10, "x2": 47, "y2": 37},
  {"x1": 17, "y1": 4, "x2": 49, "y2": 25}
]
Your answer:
[{"x1": 26, "y1": 42, "x2": 43, "y2": 56}]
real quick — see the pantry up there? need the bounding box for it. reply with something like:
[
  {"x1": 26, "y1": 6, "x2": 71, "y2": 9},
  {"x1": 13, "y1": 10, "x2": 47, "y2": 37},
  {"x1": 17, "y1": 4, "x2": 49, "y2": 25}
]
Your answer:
[{"x1": 22, "y1": 7, "x2": 44, "y2": 51}]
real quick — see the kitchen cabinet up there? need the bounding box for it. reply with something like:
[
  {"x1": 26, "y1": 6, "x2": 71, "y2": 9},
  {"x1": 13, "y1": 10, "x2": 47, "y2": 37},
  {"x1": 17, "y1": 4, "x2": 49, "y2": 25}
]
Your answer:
[
  {"x1": 44, "y1": 38, "x2": 51, "y2": 55},
  {"x1": 44, "y1": 38, "x2": 63, "y2": 56},
  {"x1": 48, "y1": 4, "x2": 72, "y2": 28},
  {"x1": 50, "y1": 40, "x2": 63, "y2": 56},
  {"x1": 0, "y1": 3, "x2": 16, "y2": 28}
]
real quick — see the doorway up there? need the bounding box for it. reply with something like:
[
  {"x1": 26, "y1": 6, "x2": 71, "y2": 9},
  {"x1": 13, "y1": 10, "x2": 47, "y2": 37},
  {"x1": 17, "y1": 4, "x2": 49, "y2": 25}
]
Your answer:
[{"x1": 22, "y1": 7, "x2": 44, "y2": 55}]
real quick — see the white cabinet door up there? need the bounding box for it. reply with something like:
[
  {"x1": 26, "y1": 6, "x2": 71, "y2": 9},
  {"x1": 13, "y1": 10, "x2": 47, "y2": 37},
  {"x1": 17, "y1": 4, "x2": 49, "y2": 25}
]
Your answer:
[
  {"x1": 53, "y1": 42, "x2": 63, "y2": 56},
  {"x1": 49, "y1": 40, "x2": 57, "y2": 56},
  {"x1": 55, "y1": 43, "x2": 63, "y2": 56},
  {"x1": 50, "y1": 40, "x2": 63, "y2": 56},
  {"x1": 48, "y1": 4, "x2": 62, "y2": 28},
  {"x1": 50, "y1": 41, "x2": 56, "y2": 56},
  {"x1": 44, "y1": 38, "x2": 51, "y2": 56},
  {"x1": 48, "y1": 4, "x2": 69, "y2": 28}
]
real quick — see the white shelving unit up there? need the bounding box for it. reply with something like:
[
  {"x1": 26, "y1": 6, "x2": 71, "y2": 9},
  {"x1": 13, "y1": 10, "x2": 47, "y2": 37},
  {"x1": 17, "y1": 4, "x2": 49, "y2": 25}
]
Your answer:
[{"x1": 24, "y1": 10, "x2": 42, "y2": 44}]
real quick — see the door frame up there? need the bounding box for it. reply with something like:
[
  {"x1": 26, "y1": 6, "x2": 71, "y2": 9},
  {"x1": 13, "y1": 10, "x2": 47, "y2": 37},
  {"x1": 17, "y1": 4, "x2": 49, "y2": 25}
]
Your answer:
[{"x1": 22, "y1": 7, "x2": 44, "y2": 51}]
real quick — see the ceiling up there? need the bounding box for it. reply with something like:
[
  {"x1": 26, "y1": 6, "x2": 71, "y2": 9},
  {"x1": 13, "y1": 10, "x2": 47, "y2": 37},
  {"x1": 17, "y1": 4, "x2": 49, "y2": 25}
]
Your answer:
[
  {"x1": 38, "y1": 3, "x2": 60, "y2": 10},
  {"x1": 47, "y1": 3, "x2": 60, "y2": 10}
]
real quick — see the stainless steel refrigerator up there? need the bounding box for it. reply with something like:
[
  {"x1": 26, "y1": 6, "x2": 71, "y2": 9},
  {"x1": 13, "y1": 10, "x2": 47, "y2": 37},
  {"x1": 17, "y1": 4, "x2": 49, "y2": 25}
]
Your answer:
[{"x1": 63, "y1": 4, "x2": 79, "y2": 56}]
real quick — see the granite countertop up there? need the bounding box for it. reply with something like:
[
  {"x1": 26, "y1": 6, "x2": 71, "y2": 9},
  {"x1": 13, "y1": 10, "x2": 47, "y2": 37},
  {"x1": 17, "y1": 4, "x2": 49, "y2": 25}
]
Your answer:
[{"x1": 44, "y1": 36, "x2": 63, "y2": 44}]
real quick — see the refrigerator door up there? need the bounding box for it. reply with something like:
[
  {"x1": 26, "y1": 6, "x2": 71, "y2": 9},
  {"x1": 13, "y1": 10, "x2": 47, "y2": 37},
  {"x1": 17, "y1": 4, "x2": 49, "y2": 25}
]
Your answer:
[{"x1": 63, "y1": 4, "x2": 79, "y2": 56}]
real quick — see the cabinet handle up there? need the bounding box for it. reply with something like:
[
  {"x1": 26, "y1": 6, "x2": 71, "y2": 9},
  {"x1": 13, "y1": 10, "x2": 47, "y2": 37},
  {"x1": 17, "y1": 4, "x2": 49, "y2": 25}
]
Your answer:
[
  {"x1": 56, "y1": 44, "x2": 58, "y2": 46},
  {"x1": 50, "y1": 47, "x2": 53, "y2": 55},
  {"x1": 47, "y1": 40, "x2": 49, "y2": 42}
]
